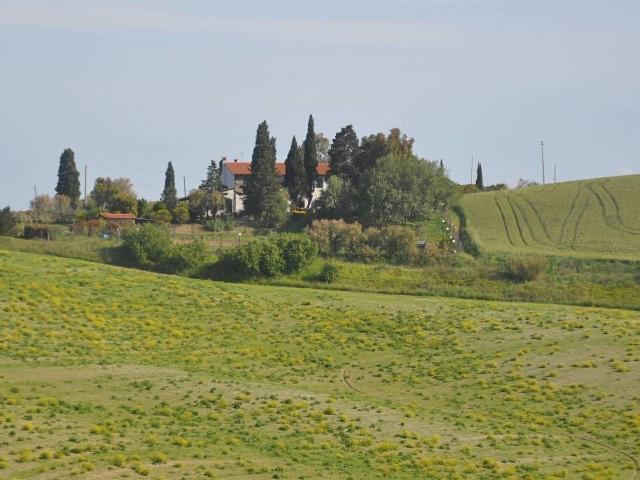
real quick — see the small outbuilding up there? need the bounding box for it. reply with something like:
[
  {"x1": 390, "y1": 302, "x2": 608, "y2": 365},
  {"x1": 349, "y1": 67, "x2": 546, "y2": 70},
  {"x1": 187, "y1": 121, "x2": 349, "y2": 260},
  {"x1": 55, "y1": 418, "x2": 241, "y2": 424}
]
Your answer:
[{"x1": 99, "y1": 212, "x2": 137, "y2": 226}]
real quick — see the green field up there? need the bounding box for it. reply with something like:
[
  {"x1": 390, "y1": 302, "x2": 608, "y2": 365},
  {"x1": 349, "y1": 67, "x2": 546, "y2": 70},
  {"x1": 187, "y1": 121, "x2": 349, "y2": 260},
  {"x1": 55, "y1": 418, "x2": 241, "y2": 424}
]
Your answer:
[
  {"x1": 457, "y1": 174, "x2": 640, "y2": 260},
  {"x1": 1, "y1": 250, "x2": 639, "y2": 479}
]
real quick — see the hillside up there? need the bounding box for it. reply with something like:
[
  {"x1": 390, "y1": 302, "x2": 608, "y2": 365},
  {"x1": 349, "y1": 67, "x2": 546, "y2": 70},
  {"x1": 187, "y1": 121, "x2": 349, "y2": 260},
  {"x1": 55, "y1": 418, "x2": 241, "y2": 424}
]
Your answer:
[
  {"x1": 457, "y1": 174, "x2": 640, "y2": 260},
  {"x1": 1, "y1": 250, "x2": 639, "y2": 478}
]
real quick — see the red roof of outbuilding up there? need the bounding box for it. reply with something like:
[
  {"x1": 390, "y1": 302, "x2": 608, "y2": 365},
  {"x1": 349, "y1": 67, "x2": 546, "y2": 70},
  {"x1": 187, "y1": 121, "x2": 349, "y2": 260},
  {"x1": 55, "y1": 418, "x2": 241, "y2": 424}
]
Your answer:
[
  {"x1": 100, "y1": 213, "x2": 137, "y2": 220},
  {"x1": 225, "y1": 162, "x2": 330, "y2": 177}
]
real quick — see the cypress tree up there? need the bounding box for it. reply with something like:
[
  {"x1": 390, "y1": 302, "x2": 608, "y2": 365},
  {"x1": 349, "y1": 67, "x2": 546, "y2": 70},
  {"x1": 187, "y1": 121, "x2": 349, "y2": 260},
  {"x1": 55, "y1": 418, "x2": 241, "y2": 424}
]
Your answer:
[
  {"x1": 284, "y1": 136, "x2": 306, "y2": 206},
  {"x1": 303, "y1": 115, "x2": 318, "y2": 206},
  {"x1": 161, "y1": 161, "x2": 178, "y2": 210},
  {"x1": 243, "y1": 121, "x2": 279, "y2": 221},
  {"x1": 475, "y1": 162, "x2": 484, "y2": 190},
  {"x1": 328, "y1": 125, "x2": 359, "y2": 182},
  {"x1": 55, "y1": 148, "x2": 81, "y2": 208}
]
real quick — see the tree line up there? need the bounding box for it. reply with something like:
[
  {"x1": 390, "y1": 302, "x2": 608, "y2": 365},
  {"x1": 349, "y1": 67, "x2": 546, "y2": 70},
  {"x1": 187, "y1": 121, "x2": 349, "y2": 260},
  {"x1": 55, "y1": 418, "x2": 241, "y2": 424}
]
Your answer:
[{"x1": 9, "y1": 114, "x2": 460, "y2": 231}]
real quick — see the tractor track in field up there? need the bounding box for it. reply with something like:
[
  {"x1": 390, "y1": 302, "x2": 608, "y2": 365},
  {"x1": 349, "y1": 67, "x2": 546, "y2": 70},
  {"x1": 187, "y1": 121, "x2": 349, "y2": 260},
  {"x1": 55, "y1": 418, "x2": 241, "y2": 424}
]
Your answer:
[
  {"x1": 509, "y1": 194, "x2": 554, "y2": 247},
  {"x1": 573, "y1": 435, "x2": 640, "y2": 480},
  {"x1": 558, "y1": 185, "x2": 582, "y2": 247},
  {"x1": 571, "y1": 193, "x2": 590, "y2": 248},
  {"x1": 342, "y1": 369, "x2": 366, "y2": 395},
  {"x1": 601, "y1": 181, "x2": 640, "y2": 234},
  {"x1": 505, "y1": 194, "x2": 529, "y2": 246},
  {"x1": 517, "y1": 194, "x2": 556, "y2": 245},
  {"x1": 588, "y1": 184, "x2": 639, "y2": 236},
  {"x1": 494, "y1": 197, "x2": 516, "y2": 246}
]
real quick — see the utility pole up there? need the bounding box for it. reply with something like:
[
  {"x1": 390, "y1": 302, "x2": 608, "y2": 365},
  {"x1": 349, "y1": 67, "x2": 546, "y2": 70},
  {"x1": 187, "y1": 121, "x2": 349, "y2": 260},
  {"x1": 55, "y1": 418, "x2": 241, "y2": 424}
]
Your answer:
[
  {"x1": 554, "y1": 164, "x2": 557, "y2": 183},
  {"x1": 84, "y1": 165, "x2": 87, "y2": 207},
  {"x1": 540, "y1": 140, "x2": 545, "y2": 185},
  {"x1": 33, "y1": 185, "x2": 38, "y2": 223},
  {"x1": 470, "y1": 156, "x2": 474, "y2": 185},
  {"x1": 183, "y1": 176, "x2": 187, "y2": 198}
]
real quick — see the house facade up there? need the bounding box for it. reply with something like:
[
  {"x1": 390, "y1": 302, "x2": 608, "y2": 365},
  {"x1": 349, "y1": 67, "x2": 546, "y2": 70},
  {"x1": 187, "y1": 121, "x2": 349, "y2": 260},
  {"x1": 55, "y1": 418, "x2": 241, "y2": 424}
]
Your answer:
[{"x1": 221, "y1": 160, "x2": 330, "y2": 213}]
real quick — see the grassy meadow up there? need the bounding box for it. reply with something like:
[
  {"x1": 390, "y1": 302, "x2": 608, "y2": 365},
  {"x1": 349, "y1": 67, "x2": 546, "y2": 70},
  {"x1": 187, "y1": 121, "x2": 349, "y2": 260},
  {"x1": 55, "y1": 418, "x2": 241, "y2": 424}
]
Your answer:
[
  {"x1": 2, "y1": 236, "x2": 639, "y2": 311},
  {"x1": 457, "y1": 174, "x2": 640, "y2": 260},
  {"x1": 1, "y1": 249, "x2": 639, "y2": 479}
]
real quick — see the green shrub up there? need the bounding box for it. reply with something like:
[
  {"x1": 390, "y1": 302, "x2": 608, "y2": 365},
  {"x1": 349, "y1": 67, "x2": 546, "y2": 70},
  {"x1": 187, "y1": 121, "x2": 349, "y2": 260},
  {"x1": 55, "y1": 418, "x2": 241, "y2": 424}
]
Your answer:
[
  {"x1": 215, "y1": 240, "x2": 284, "y2": 279},
  {"x1": 204, "y1": 216, "x2": 234, "y2": 232},
  {"x1": 206, "y1": 234, "x2": 316, "y2": 280},
  {"x1": 318, "y1": 261, "x2": 341, "y2": 283},
  {"x1": 150, "y1": 208, "x2": 172, "y2": 224},
  {"x1": 160, "y1": 239, "x2": 209, "y2": 274},
  {"x1": 22, "y1": 224, "x2": 68, "y2": 240},
  {"x1": 172, "y1": 204, "x2": 190, "y2": 224},
  {"x1": 504, "y1": 255, "x2": 548, "y2": 282},
  {"x1": 121, "y1": 225, "x2": 173, "y2": 268},
  {"x1": 366, "y1": 225, "x2": 418, "y2": 265},
  {"x1": 273, "y1": 233, "x2": 317, "y2": 273},
  {"x1": 307, "y1": 219, "x2": 366, "y2": 259}
]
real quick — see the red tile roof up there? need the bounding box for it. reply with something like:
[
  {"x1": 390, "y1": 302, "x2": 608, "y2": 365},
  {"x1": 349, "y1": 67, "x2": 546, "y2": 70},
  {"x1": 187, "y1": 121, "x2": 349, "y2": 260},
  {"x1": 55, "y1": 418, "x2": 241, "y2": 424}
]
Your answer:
[
  {"x1": 225, "y1": 162, "x2": 330, "y2": 177},
  {"x1": 100, "y1": 213, "x2": 137, "y2": 220}
]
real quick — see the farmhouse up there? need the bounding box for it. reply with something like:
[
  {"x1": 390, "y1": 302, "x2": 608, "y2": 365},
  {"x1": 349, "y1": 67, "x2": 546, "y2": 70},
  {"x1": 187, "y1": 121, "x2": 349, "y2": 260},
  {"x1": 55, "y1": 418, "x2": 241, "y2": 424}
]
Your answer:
[{"x1": 221, "y1": 160, "x2": 330, "y2": 213}]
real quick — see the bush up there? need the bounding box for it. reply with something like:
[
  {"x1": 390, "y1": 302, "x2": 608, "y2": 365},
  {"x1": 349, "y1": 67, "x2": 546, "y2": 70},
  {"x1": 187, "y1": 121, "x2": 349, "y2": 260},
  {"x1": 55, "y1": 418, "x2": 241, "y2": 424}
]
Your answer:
[
  {"x1": 22, "y1": 224, "x2": 68, "y2": 240},
  {"x1": 504, "y1": 255, "x2": 548, "y2": 282},
  {"x1": 307, "y1": 219, "x2": 366, "y2": 259},
  {"x1": 160, "y1": 239, "x2": 209, "y2": 274},
  {"x1": 206, "y1": 233, "x2": 317, "y2": 280},
  {"x1": 273, "y1": 233, "x2": 317, "y2": 273},
  {"x1": 366, "y1": 225, "x2": 418, "y2": 265},
  {"x1": 151, "y1": 208, "x2": 172, "y2": 224},
  {"x1": 204, "y1": 216, "x2": 234, "y2": 232},
  {"x1": 72, "y1": 219, "x2": 106, "y2": 236},
  {"x1": 172, "y1": 204, "x2": 190, "y2": 224},
  {"x1": 318, "y1": 261, "x2": 341, "y2": 283},
  {"x1": 215, "y1": 240, "x2": 284, "y2": 279},
  {"x1": 121, "y1": 225, "x2": 173, "y2": 268}
]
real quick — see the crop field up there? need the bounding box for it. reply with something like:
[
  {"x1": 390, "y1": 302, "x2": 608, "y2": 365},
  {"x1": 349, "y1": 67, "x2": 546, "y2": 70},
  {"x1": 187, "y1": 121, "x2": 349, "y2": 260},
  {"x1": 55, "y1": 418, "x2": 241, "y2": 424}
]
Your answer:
[
  {"x1": 457, "y1": 174, "x2": 640, "y2": 260},
  {"x1": 1, "y1": 250, "x2": 640, "y2": 479}
]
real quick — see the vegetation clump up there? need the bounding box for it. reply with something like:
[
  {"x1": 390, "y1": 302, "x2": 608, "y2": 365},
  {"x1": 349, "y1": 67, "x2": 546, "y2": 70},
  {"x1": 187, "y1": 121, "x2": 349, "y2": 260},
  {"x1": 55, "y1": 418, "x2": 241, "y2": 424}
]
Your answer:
[
  {"x1": 503, "y1": 255, "x2": 548, "y2": 282},
  {"x1": 209, "y1": 233, "x2": 316, "y2": 279}
]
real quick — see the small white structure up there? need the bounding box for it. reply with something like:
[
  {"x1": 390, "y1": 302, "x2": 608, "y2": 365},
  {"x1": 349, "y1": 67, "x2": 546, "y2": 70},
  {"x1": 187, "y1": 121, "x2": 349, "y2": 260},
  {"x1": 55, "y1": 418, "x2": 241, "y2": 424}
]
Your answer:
[{"x1": 221, "y1": 160, "x2": 330, "y2": 214}]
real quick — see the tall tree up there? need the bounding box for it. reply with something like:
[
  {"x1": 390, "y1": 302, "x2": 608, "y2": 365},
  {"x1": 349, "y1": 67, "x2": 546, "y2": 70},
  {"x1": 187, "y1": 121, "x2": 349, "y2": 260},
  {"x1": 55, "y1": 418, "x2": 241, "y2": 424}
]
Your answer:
[
  {"x1": 55, "y1": 148, "x2": 81, "y2": 208},
  {"x1": 284, "y1": 136, "x2": 306, "y2": 206},
  {"x1": 199, "y1": 159, "x2": 225, "y2": 218},
  {"x1": 243, "y1": 121, "x2": 279, "y2": 223},
  {"x1": 303, "y1": 114, "x2": 318, "y2": 206},
  {"x1": 315, "y1": 133, "x2": 330, "y2": 164},
  {"x1": 328, "y1": 125, "x2": 359, "y2": 182},
  {"x1": 90, "y1": 177, "x2": 137, "y2": 213},
  {"x1": 201, "y1": 159, "x2": 223, "y2": 193},
  {"x1": 476, "y1": 163, "x2": 484, "y2": 190},
  {"x1": 161, "y1": 162, "x2": 178, "y2": 210},
  {"x1": 354, "y1": 132, "x2": 387, "y2": 181}
]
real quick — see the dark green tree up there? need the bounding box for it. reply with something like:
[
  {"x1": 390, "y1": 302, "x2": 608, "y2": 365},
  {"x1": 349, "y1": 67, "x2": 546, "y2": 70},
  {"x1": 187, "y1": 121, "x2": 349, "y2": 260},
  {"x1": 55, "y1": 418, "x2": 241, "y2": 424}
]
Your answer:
[
  {"x1": 199, "y1": 159, "x2": 225, "y2": 218},
  {"x1": 55, "y1": 148, "x2": 81, "y2": 208},
  {"x1": 161, "y1": 162, "x2": 178, "y2": 210},
  {"x1": 200, "y1": 159, "x2": 223, "y2": 193},
  {"x1": 476, "y1": 162, "x2": 484, "y2": 190},
  {"x1": 328, "y1": 125, "x2": 359, "y2": 182},
  {"x1": 303, "y1": 115, "x2": 318, "y2": 206},
  {"x1": 0, "y1": 206, "x2": 16, "y2": 235},
  {"x1": 243, "y1": 121, "x2": 280, "y2": 223},
  {"x1": 354, "y1": 133, "x2": 387, "y2": 182},
  {"x1": 284, "y1": 136, "x2": 306, "y2": 206}
]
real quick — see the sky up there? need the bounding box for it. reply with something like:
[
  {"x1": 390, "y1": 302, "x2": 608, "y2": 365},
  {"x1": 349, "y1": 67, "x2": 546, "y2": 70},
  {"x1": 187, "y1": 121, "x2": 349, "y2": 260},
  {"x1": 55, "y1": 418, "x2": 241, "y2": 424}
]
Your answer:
[{"x1": 1, "y1": 0, "x2": 639, "y2": 209}]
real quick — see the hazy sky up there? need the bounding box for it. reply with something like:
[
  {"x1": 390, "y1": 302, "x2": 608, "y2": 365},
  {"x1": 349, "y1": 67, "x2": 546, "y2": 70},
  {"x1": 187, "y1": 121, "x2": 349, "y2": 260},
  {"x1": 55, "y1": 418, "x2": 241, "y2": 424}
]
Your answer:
[{"x1": 1, "y1": 0, "x2": 638, "y2": 209}]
